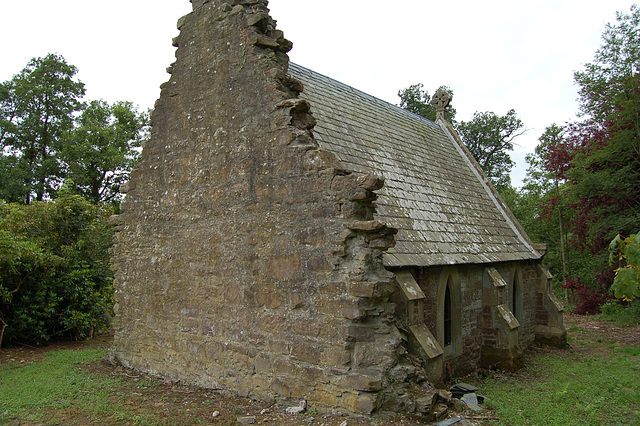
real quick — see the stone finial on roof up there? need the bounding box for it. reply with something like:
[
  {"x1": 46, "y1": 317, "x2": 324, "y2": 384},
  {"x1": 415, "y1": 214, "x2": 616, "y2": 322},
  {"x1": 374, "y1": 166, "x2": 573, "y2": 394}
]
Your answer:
[{"x1": 430, "y1": 88, "x2": 451, "y2": 122}]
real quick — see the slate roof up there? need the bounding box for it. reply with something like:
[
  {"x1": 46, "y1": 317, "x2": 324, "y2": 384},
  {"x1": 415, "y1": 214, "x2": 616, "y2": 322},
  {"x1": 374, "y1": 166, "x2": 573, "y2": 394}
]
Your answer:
[{"x1": 288, "y1": 63, "x2": 541, "y2": 268}]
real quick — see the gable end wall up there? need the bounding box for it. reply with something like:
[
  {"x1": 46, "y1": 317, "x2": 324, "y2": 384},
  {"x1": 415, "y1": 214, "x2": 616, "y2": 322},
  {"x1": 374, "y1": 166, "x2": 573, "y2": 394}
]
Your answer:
[{"x1": 109, "y1": 0, "x2": 413, "y2": 415}]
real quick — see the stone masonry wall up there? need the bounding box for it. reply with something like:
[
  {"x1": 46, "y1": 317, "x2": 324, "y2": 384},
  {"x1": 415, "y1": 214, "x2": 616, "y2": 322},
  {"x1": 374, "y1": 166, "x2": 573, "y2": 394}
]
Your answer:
[
  {"x1": 109, "y1": 0, "x2": 407, "y2": 415},
  {"x1": 415, "y1": 261, "x2": 542, "y2": 377}
]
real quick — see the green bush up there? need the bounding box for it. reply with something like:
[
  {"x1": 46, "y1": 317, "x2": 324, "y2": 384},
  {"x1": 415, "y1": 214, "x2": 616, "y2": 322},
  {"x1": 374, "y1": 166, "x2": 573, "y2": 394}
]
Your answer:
[
  {"x1": 599, "y1": 299, "x2": 640, "y2": 327},
  {"x1": 609, "y1": 233, "x2": 640, "y2": 300},
  {"x1": 0, "y1": 192, "x2": 114, "y2": 346}
]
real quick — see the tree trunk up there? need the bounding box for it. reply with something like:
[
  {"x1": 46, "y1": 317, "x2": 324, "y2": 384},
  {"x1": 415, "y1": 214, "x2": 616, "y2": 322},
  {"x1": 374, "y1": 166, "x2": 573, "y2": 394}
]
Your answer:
[{"x1": 556, "y1": 179, "x2": 569, "y2": 304}]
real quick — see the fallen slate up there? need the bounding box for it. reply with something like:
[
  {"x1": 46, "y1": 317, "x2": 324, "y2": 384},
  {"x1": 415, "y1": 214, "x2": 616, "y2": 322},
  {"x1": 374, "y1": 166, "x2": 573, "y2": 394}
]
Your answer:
[
  {"x1": 461, "y1": 393, "x2": 478, "y2": 405},
  {"x1": 450, "y1": 383, "x2": 479, "y2": 399},
  {"x1": 433, "y1": 417, "x2": 461, "y2": 426},
  {"x1": 237, "y1": 416, "x2": 256, "y2": 424},
  {"x1": 461, "y1": 393, "x2": 483, "y2": 411}
]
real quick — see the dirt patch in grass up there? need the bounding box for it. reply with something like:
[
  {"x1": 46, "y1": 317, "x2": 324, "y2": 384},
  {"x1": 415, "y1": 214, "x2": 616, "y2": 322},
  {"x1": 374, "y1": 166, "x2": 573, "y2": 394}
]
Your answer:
[
  {"x1": 0, "y1": 334, "x2": 424, "y2": 425},
  {"x1": 1, "y1": 314, "x2": 638, "y2": 425},
  {"x1": 79, "y1": 359, "x2": 387, "y2": 426},
  {"x1": 565, "y1": 312, "x2": 640, "y2": 353},
  {"x1": 0, "y1": 334, "x2": 112, "y2": 366}
]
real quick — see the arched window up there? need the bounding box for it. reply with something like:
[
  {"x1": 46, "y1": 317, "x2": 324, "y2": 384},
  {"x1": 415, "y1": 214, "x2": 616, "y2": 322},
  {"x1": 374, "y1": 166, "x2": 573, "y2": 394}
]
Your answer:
[
  {"x1": 511, "y1": 269, "x2": 523, "y2": 323},
  {"x1": 438, "y1": 270, "x2": 460, "y2": 356},
  {"x1": 512, "y1": 277, "x2": 518, "y2": 319},
  {"x1": 444, "y1": 284, "x2": 452, "y2": 346}
]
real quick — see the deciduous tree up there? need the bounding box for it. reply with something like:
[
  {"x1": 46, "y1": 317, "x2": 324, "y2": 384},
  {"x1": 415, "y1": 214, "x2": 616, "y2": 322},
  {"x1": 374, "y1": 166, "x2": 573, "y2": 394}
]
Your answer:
[
  {"x1": 397, "y1": 84, "x2": 523, "y2": 190},
  {"x1": 456, "y1": 109, "x2": 525, "y2": 190},
  {"x1": 63, "y1": 100, "x2": 148, "y2": 204},
  {"x1": 520, "y1": 124, "x2": 571, "y2": 300},
  {"x1": 565, "y1": 4, "x2": 640, "y2": 255},
  {"x1": 0, "y1": 54, "x2": 85, "y2": 203},
  {"x1": 523, "y1": 5, "x2": 640, "y2": 311}
]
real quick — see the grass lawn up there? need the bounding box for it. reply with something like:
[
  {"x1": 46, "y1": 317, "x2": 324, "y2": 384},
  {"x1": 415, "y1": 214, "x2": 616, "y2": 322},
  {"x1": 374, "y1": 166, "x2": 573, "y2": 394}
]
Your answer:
[
  {"x1": 0, "y1": 314, "x2": 638, "y2": 425},
  {"x1": 0, "y1": 344, "x2": 165, "y2": 425},
  {"x1": 470, "y1": 314, "x2": 640, "y2": 425},
  {"x1": 475, "y1": 348, "x2": 639, "y2": 424}
]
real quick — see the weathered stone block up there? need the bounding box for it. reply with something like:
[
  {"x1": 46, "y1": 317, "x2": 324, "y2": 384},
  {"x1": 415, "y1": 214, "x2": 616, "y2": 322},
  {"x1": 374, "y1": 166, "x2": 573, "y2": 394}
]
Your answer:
[
  {"x1": 255, "y1": 288, "x2": 283, "y2": 309},
  {"x1": 254, "y1": 353, "x2": 271, "y2": 373},
  {"x1": 353, "y1": 342, "x2": 393, "y2": 368},
  {"x1": 313, "y1": 384, "x2": 341, "y2": 408},
  {"x1": 267, "y1": 255, "x2": 301, "y2": 280},
  {"x1": 290, "y1": 342, "x2": 322, "y2": 365},
  {"x1": 273, "y1": 357, "x2": 298, "y2": 376},
  {"x1": 346, "y1": 325, "x2": 375, "y2": 342},
  {"x1": 345, "y1": 220, "x2": 387, "y2": 232},
  {"x1": 480, "y1": 345, "x2": 524, "y2": 372},
  {"x1": 535, "y1": 325, "x2": 567, "y2": 347},
  {"x1": 307, "y1": 256, "x2": 333, "y2": 273},
  {"x1": 320, "y1": 344, "x2": 351, "y2": 367},
  {"x1": 354, "y1": 394, "x2": 377, "y2": 414},
  {"x1": 271, "y1": 378, "x2": 291, "y2": 397},
  {"x1": 339, "y1": 374, "x2": 383, "y2": 392},
  {"x1": 341, "y1": 299, "x2": 366, "y2": 320}
]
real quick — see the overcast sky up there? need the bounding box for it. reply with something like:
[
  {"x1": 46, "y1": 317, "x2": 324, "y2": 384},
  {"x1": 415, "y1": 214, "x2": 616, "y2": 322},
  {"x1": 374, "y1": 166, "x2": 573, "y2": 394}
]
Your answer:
[{"x1": 1, "y1": 1, "x2": 636, "y2": 186}]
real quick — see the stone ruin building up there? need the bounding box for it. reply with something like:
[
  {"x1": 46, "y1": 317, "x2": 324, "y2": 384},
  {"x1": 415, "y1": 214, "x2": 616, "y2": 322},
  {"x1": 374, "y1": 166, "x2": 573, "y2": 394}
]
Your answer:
[{"x1": 109, "y1": 0, "x2": 566, "y2": 415}]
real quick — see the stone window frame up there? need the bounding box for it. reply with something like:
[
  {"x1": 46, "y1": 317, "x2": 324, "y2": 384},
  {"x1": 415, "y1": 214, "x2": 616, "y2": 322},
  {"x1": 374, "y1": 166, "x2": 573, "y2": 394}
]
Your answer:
[
  {"x1": 444, "y1": 285, "x2": 452, "y2": 346},
  {"x1": 437, "y1": 267, "x2": 462, "y2": 359},
  {"x1": 509, "y1": 266, "x2": 524, "y2": 324}
]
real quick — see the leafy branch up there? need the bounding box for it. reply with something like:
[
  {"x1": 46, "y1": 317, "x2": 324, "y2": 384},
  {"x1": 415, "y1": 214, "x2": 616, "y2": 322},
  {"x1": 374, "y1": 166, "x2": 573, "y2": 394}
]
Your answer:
[{"x1": 609, "y1": 233, "x2": 640, "y2": 300}]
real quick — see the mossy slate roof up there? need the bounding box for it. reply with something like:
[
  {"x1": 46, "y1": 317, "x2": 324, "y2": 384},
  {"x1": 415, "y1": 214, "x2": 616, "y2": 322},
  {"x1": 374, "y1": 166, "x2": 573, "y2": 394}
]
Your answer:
[{"x1": 289, "y1": 63, "x2": 541, "y2": 268}]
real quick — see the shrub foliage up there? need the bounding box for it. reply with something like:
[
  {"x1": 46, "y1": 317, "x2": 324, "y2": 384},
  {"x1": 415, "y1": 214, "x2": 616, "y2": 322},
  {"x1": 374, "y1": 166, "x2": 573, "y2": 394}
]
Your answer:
[{"x1": 0, "y1": 192, "x2": 113, "y2": 346}]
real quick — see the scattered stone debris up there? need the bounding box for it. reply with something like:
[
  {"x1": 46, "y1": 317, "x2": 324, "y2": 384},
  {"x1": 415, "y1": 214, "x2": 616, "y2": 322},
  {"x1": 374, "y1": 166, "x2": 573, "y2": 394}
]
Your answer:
[
  {"x1": 212, "y1": 410, "x2": 220, "y2": 418},
  {"x1": 451, "y1": 382, "x2": 484, "y2": 412},
  {"x1": 237, "y1": 416, "x2": 256, "y2": 424},
  {"x1": 434, "y1": 417, "x2": 461, "y2": 426},
  {"x1": 420, "y1": 382, "x2": 486, "y2": 423},
  {"x1": 285, "y1": 399, "x2": 307, "y2": 414},
  {"x1": 450, "y1": 383, "x2": 479, "y2": 399},
  {"x1": 426, "y1": 389, "x2": 453, "y2": 421},
  {"x1": 460, "y1": 393, "x2": 482, "y2": 412}
]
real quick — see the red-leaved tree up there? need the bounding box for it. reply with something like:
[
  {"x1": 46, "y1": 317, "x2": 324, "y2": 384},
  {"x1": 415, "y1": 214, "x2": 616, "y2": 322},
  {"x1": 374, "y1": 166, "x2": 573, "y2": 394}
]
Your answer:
[{"x1": 537, "y1": 5, "x2": 640, "y2": 313}]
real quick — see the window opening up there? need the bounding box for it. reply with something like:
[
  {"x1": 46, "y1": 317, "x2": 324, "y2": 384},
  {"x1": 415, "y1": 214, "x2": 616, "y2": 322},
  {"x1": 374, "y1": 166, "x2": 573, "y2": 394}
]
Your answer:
[
  {"x1": 512, "y1": 277, "x2": 518, "y2": 320},
  {"x1": 444, "y1": 284, "x2": 452, "y2": 346},
  {"x1": 512, "y1": 273, "x2": 522, "y2": 322}
]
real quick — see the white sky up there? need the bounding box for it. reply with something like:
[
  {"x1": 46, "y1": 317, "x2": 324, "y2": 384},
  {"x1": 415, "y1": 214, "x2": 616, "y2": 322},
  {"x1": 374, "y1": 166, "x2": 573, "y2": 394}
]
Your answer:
[{"x1": 1, "y1": 0, "x2": 636, "y2": 186}]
